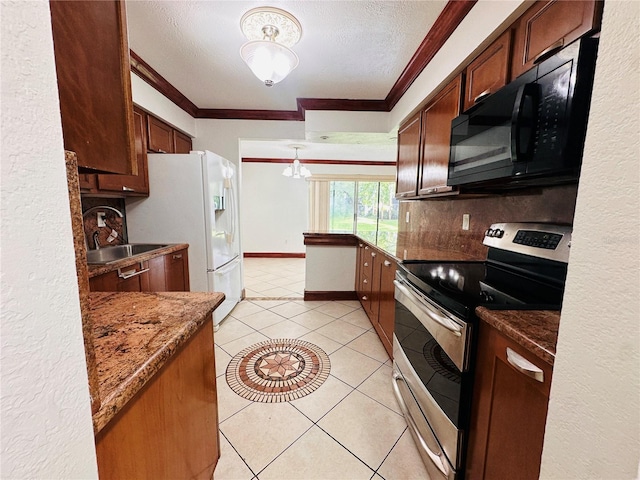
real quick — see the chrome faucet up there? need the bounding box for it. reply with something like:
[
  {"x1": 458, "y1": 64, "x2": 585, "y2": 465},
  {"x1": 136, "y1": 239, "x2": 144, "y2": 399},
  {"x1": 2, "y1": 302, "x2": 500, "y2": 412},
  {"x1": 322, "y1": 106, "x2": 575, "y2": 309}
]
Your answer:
[
  {"x1": 83, "y1": 206, "x2": 124, "y2": 250},
  {"x1": 93, "y1": 231, "x2": 101, "y2": 249}
]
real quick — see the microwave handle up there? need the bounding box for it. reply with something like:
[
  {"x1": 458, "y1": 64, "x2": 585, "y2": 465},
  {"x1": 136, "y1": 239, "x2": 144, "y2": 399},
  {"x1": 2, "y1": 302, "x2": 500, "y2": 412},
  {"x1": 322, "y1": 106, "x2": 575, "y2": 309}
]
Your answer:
[{"x1": 511, "y1": 83, "x2": 538, "y2": 163}]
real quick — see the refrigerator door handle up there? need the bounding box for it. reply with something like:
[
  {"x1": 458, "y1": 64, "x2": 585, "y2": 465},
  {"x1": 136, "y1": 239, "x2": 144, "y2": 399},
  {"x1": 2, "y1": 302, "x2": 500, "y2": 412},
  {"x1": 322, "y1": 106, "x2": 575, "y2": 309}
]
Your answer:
[{"x1": 210, "y1": 257, "x2": 241, "y2": 275}]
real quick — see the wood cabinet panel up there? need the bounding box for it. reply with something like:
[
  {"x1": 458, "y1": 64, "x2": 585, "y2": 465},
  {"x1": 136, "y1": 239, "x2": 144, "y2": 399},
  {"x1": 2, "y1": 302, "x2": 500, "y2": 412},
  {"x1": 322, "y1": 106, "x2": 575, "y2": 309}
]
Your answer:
[
  {"x1": 464, "y1": 30, "x2": 513, "y2": 111},
  {"x1": 376, "y1": 255, "x2": 396, "y2": 358},
  {"x1": 466, "y1": 321, "x2": 553, "y2": 480},
  {"x1": 89, "y1": 261, "x2": 150, "y2": 292},
  {"x1": 511, "y1": 0, "x2": 602, "y2": 79},
  {"x1": 96, "y1": 107, "x2": 150, "y2": 196},
  {"x1": 96, "y1": 317, "x2": 219, "y2": 480},
  {"x1": 165, "y1": 249, "x2": 190, "y2": 291},
  {"x1": 147, "y1": 116, "x2": 175, "y2": 153},
  {"x1": 418, "y1": 74, "x2": 462, "y2": 195},
  {"x1": 90, "y1": 250, "x2": 190, "y2": 293},
  {"x1": 173, "y1": 130, "x2": 193, "y2": 154},
  {"x1": 50, "y1": 0, "x2": 135, "y2": 175},
  {"x1": 395, "y1": 113, "x2": 421, "y2": 199}
]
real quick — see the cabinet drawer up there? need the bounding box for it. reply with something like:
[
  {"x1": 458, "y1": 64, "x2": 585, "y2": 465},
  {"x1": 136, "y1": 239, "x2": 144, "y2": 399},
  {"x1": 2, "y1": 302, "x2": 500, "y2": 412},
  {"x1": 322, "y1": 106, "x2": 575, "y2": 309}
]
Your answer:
[{"x1": 89, "y1": 261, "x2": 150, "y2": 292}]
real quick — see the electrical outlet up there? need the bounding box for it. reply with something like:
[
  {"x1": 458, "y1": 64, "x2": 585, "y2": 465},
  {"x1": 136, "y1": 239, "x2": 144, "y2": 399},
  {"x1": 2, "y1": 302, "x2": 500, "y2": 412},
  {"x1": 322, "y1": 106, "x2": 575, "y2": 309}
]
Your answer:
[
  {"x1": 97, "y1": 212, "x2": 106, "y2": 227},
  {"x1": 462, "y1": 214, "x2": 470, "y2": 230},
  {"x1": 405, "y1": 211, "x2": 410, "y2": 223},
  {"x1": 403, "y1": 249, "x2": 408, "y2": 260}
]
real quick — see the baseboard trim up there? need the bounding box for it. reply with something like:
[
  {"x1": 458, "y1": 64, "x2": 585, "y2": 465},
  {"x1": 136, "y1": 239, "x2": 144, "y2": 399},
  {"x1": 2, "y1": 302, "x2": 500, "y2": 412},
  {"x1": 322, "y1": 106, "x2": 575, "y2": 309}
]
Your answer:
[
  {"x1": 304, "y1": 291, "x2": 359, "y2": 301},
  {"x1": 243, "y1": 252, "x2": 306, "y2": 258}
]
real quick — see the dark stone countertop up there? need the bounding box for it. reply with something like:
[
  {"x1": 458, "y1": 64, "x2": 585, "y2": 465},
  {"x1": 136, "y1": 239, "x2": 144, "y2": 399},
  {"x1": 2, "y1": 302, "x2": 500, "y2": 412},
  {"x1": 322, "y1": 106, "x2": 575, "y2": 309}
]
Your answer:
[
  {"x1": 87, "y1": 243, "x2": 189, "y2": 278},
  {"x1": 475, "y1": 307, "x2": 561, "y2": 366},
  {"x1": 90, "y1": 291, "x2": 224, "y2": 434}
]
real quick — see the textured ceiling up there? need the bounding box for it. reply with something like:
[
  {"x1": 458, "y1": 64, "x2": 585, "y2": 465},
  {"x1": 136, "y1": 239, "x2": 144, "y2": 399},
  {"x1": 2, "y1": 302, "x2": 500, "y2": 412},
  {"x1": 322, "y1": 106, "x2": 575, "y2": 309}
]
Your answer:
[{"x1": 125, "y1": 1, "x2": 448, "y2": 111}]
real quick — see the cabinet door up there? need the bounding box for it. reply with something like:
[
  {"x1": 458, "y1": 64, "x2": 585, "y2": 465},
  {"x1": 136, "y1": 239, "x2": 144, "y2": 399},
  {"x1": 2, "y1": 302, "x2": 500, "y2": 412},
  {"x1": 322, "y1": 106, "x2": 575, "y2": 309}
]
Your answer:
[
  {"x1": 79, "y1": 173, "x2": 97, "y2": 193},
  {"x1": 395, "y1": 113, "x2": 421, "y2": 199},
  {"x1": 96, "y1": 107, "x2": 150, "y2": 196},
  {"x1": 50, "y1": 1, "x2": 135, "y2": 175},
  {"x1": 147, "y1": 116, "x2": 175, "y2": 153},
  {"x1": 165, "y1": 249, "x2": 190, "y2": 291},
  {"x1": 377, "y1": 255, "x2": 396, "y2": 358},
  {"x1": 511, "y1": 0, "x2": 602, "y2": 79},
  {"x1": 368, "y1": 249, "x2": 382, "y2": 323},
  {"x1": 464, "y1": 30, "x2": 513, "y2": 112},
  {"x1": 418, "y1": 74, "x2": 462, "y2": 196},
  {"x1": 147, "y1": 255, "x2": 166, "y2": 292},
  {"x1": 466, "y1": 321, "x2": 553, "y2": 480},
  {"x1": 173, "y1": 130, "x2": 193, "y2": 154}
]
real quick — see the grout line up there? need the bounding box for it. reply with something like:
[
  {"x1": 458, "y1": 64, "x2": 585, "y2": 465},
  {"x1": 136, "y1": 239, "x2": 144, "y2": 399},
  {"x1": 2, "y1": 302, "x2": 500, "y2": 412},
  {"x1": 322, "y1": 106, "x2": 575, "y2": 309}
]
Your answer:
[{"x1": 218, "y1": 428, "x2": 259, "y2": 479}]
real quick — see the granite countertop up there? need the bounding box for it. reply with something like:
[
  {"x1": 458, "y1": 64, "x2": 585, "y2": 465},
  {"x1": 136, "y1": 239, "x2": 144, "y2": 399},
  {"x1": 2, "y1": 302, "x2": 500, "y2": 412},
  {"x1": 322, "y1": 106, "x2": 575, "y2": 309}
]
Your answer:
[
  {"x1": 475, "y1": 307, "x2": 561, "y2": 366},
  {"x1": 303, "y1": 231, "x2": 398, "y2": 258},
  {"x1": 87, "y1": 243, "x2": 189, "y2": 278},
  {"x1": 90, "y1": 291, "x2": 224, "y2": 434}
]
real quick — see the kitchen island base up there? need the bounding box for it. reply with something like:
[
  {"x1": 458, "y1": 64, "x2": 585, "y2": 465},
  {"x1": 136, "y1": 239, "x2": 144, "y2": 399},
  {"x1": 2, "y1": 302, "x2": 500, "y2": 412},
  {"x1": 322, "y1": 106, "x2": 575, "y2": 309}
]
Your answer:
[{"x1": 95, "y1": 316, "x2": 219, "y2": 479}]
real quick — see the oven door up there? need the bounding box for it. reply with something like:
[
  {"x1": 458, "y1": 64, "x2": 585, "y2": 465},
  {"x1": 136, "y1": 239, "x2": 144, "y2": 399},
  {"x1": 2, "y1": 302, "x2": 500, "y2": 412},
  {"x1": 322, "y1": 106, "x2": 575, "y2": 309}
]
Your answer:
[{"x1": 393, "y1": 273, "x2": 472, "y2": 478}]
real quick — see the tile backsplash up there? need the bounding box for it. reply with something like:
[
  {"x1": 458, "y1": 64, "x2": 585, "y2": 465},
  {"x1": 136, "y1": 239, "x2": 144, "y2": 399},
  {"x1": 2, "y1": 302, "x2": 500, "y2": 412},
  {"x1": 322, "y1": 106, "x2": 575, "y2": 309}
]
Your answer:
[
  {"x1": 81, "y1": 198, "x2": 127, "y2": 249},
  {"x1": 397, "y1": 184, "x2": 579, "y2": 261}
]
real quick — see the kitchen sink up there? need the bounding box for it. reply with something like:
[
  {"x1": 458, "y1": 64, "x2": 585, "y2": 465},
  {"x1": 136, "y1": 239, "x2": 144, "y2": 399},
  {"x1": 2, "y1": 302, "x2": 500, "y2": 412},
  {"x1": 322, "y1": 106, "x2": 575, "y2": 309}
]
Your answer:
[{"x1": 86, "y1": 244, "x2": 168, "y2": 264}]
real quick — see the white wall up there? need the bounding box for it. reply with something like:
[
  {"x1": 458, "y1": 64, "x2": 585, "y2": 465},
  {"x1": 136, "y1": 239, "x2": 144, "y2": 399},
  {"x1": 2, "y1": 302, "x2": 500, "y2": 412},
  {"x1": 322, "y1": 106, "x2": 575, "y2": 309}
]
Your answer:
[
  {"x1": 241, "y1": 162, "x2": 395, "y2": 253},
  {"x1": 540, "y1": 2, "x2": 640, "y2": 478},
  {"x1": 305, "y1": 246, "x2": 357, "y2": 291},
  {"x1": 0, "y1": 2, "x2": 98, "y2": 478},
  {"x1": 131, "y1": 74, "x2": 196, "y2": 136}
]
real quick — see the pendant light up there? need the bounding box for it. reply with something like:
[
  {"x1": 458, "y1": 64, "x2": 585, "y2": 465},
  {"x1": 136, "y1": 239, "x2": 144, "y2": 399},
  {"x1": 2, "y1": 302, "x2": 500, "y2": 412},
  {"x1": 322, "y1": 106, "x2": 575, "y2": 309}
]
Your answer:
[
  {"x1": 240, "y1": 7, "x2": 302, "y2": 87},
  {"x1": 282, "y1": 146, "x2": 311, "y2": 179}
]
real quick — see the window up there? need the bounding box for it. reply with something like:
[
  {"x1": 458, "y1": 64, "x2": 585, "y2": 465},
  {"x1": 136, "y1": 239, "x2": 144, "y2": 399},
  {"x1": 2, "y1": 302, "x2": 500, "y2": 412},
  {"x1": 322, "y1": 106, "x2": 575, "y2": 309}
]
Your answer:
[{"x1": 310, "y1": 176, "x2": 398, "y2": 252}]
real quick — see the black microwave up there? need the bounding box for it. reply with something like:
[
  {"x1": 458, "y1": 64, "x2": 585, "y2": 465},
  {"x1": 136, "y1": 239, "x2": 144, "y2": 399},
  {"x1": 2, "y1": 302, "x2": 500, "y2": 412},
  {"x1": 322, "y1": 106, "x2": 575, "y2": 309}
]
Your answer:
[{"x1": 448, "y1": 37, "x2": 599, "y2": 189}]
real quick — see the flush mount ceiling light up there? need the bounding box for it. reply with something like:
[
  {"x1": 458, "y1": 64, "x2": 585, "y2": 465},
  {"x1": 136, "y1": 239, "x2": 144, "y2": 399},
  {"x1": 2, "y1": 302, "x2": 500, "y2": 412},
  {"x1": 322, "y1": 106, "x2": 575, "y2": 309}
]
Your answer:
[
  {"x1": 240, "y1": 7, "x2": 302, "y2": 87},
  {"x1": 282, "y1": 146, "x2": 311, "y2": 179}
]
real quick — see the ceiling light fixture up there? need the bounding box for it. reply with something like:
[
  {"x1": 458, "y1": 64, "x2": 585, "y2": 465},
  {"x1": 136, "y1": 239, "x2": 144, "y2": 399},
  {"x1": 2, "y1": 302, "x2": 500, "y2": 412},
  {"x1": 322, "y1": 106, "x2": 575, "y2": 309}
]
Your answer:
[
  {"x1": 282, "y1": 146, "x2": 311, "y2": 179},
  {"x1": 240, "y1": 7, "x2": 302, "y2": 87}
]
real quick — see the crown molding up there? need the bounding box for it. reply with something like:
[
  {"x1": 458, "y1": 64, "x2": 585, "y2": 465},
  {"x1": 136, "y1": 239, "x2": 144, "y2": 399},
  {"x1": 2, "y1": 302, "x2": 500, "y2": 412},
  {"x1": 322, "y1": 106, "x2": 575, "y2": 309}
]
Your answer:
[
  {"x1": 385, "y1": 0, "x2": 477, "y2": 109},
  {"x1": 129, "y1": 0, "x2": 475, "y2": 120}
]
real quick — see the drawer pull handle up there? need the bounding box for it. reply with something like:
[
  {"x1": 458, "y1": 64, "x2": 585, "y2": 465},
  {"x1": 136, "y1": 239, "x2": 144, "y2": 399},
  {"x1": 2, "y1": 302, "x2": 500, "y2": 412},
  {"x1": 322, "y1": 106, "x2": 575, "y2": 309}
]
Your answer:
[
  {"x1": 506, "y1": 347, "x2": 544, "y2": 382},
  {"x1": 157, "y1": 148, "x2": 167, "y2": 153},
  {"x1": 117, "y1": 264, "x2": 149, "y2": 280},
  {"x1": 364, "y1": 262, "x2": 369, "y2": 267},
  {"x1": 362, "y1": 296, "x2": 368, "y2": 301},
  {"x1": 172, "y1": 254, "x2": 182, "y2": 259},
  {"x1": 122, "y1": 186, "x2": 135, "y2": 192},
  {"x1": 384, "y1": 260, "x2": 392, "y2": 267},
  {"x1": 364, "y1": 246, "x2": 369, "y2": 250},
  {"x1": 533, "y1": 39, "x2": 564, "y2": 65},
  {"x1": 363, "y1": 279, "x2": 368, "y2": 284},
  {"x1": 371, "y1": 252, "x2": 377, "y2": 257},
  {"x1": 473, "y1": 89, "x2": 492, "y2": 103}
]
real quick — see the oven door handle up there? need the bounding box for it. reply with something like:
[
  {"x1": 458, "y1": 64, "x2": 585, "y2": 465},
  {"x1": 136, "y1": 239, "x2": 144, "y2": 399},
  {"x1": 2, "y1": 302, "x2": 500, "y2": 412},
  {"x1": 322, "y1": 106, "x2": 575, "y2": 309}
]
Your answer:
[
  {"x1": 394, "y1": 280, "x2": 462, "y2": 337},
  {"x1": 392, "y1": 372, "x2": 453, "y2": 478}
]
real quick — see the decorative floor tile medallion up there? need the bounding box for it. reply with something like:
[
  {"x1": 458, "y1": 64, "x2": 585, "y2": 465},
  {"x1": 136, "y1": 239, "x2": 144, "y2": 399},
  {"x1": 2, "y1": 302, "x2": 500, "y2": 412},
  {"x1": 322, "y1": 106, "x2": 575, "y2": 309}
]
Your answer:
[{"x1": 226, "y1": 339, "x2": 330, "y2": 403}]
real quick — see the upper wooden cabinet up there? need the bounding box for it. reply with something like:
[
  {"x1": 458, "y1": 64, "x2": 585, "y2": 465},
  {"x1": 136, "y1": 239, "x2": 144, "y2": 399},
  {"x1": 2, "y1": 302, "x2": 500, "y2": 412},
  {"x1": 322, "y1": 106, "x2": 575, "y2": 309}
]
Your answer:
[
  {"x1": 395, "y1": 113, "x2": 422, "y2": 198},
  {"x1": 147, "y1": 116, "x2": 193, "y2": 154},
  {"x1": 464, "y1": 30, "x2": 513, "y2": 112},
  {"x1": 96, "y1": 107, "x2": 150, "y2": 196},
  {"x1": 511, "y1": 0, "x2": 603, "y2": 79},
  {"x1": 174, "y1": 130, "x2": 193, "y2": 154},
  {"x1": 50, "y1": 0, "x2": 136, "y2": 175},
  {"x1": 418, "y1": 74, "x2": 462, "y2": 196}
]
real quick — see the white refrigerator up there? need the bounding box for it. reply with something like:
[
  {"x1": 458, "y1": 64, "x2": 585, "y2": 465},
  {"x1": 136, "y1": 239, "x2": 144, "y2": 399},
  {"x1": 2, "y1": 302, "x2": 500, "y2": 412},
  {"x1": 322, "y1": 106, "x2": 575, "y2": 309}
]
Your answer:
[{"x1": 126, "y1": 150, "x2": 242, "y2": 329}]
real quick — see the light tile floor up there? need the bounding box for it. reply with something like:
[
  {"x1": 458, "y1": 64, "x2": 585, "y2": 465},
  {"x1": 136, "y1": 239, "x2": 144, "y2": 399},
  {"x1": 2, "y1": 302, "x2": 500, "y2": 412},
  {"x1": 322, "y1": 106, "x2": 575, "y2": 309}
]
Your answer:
[
  {"x1": 213, "y1": 255, "x2": 430, "y2": 479},
  {"x1": 243, "y1": 257, "x2": 306, "y2": 299}
]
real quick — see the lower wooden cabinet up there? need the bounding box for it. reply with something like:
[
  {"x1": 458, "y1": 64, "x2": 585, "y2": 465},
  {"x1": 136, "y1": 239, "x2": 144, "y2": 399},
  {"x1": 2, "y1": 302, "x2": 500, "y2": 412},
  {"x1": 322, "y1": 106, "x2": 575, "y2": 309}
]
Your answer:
[
  {"x1": 95, "y1": 316, "x2": 219, "y2": 480},
  {"x1": 89, "y1": 248, "x2": 190, "y2": 292},
  {"x1": 466, "y1": 320, "x2": 553, "y2": 480},
  {"x1": 356, "y1": 240, "x2": 396, "y2": 359}
]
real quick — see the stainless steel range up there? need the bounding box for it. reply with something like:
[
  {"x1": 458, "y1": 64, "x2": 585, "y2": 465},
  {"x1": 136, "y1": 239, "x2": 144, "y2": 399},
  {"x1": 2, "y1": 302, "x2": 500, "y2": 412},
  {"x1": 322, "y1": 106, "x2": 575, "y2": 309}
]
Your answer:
[{"x1": 392, "y1": 223, "x2": 572, "y2": 480}]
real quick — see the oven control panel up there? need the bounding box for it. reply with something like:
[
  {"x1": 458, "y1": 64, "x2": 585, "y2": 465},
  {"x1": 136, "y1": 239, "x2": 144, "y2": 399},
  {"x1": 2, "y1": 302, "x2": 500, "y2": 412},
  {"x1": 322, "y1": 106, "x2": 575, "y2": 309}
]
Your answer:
[{"x1": 483, "y1": 222, "x2": 572, "y2": 263}]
